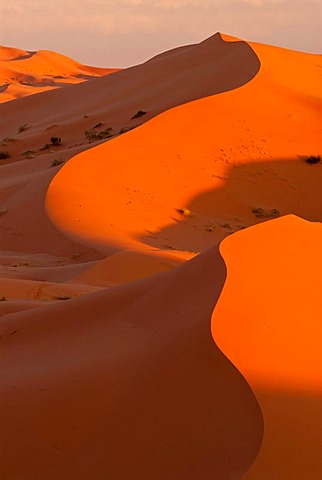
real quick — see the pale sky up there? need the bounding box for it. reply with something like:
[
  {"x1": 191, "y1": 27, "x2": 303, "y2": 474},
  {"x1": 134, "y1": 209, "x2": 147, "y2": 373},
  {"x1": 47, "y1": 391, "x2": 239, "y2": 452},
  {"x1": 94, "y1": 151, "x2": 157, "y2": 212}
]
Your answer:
[{"x1": 1, "y1": 0, "x2": 321, "y2": 67}]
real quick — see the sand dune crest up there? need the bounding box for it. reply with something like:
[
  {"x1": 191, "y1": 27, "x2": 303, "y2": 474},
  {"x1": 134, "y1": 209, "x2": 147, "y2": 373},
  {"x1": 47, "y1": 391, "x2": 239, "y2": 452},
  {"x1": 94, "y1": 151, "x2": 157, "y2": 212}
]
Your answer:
[
  {"x1": 0, "y1": 45, "x2": 117, "y2": 103},
  {"x1": 214, "y1": 215, "x2": 322, "y2": 478},
  {"x1": 1, "y1": 247, "x2": 263, "y2": 479}
]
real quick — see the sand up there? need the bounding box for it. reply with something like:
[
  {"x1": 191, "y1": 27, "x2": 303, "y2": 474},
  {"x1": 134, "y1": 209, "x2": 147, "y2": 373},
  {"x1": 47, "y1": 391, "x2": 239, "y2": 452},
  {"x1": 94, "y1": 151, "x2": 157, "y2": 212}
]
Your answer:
[
  {"x1": 214, "y1": 215, "x2": 322, "y2": 478},
  {"x1": 1, "y1": 32, "x2": 321, "y2": 478},
  {"x1": 0, "y1": 45, "x2": 117, "y2": 103}
]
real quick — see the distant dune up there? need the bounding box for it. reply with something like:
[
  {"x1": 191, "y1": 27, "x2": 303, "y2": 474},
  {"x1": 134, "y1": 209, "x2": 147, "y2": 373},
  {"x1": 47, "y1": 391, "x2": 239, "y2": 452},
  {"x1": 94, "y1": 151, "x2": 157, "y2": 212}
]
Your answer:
[
  {"x1": 0, "y1": 33, "x2": 321, "y2": 479},
  {"x1": 0, "y1": 45, "x2": 118, "y2": 103}
]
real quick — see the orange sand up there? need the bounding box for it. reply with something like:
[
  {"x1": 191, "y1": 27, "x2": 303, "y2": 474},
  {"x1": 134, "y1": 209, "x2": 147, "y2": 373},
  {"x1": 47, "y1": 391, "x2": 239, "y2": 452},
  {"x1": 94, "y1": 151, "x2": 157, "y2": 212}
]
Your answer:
[
  {"x1": 0, "y1": 45, "x2": 117, "y2": 103},
  {"x1": 1, "y1": 247, "x2": 263, "y2": 479},
  {"x1": 214, "y1": 215, "x2": 322, "y2": 478},
  {"x1": 46, "y1": 36, "x2": 321, "y2": 253},
  {"x1": 1, "y1": 33, "x2": 321, "y2": 478}
]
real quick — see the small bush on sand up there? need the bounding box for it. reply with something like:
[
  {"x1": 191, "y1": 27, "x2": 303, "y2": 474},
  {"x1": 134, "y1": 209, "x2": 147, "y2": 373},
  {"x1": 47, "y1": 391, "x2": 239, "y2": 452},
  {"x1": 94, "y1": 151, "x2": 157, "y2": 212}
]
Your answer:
[
  {"x1": 51, "y1": 159, "x2": 64, "y2": 167},
  {"x1": 252, "y1": 207, "x2": 280, "y2": 218},
  {"x1": 0, "y1": 151, "x2": 10, "y2": 159},
  {"x1": 119, "y1": 125, "x2": 141, "y2": 134},
  {"x1": 85, "y1": 127, "x2": 113, "y2": 142},
  {"x1": 177, "y1": 208, "x2": 193, "y2": 218},
  {"x1": 97, "y1": 128, "x2": 113, "y2": 140},
  {"x1": 131, "y1": 110, "x2": 146, "y2": 120},
  {"x1": 305, "y1": 155, "x2": 321, "y2": 164},
  {"x1": 18, "y1": 124, "x2": 28, "y2": 133},
  {"x1": 50, "y1": 137, "x2": 62, "y2": 146},
  {"x1": 22, "y1": 150, "x2": 36, "y2": 159}
]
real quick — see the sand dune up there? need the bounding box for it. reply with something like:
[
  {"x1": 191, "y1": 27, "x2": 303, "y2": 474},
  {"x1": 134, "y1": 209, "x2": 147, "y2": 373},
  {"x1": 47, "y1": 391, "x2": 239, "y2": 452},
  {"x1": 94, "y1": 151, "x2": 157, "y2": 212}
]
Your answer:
[
  {"x1": 46, "y1": 37, "x2": 321, "y2": 253},
  {"x1": 1, "y1": 32, "x2": 322, "y2": 478},
  {"x1": 0, "y1": 33, "x2": 260, "y2": 259},
  {"x1": 0, "y1": 45, "x2": 117, "y2": 103},
  {"x1": 0, "y1": 246, "x2": 263, "y2": 479},
  {"x1": 214, "y1": 215, "x2": 322, "y2": 478}
]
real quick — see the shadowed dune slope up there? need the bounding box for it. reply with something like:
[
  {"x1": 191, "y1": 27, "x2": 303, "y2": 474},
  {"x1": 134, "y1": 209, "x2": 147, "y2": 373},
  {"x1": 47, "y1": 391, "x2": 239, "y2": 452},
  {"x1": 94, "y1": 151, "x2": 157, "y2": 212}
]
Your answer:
[
  {"x1": 213, "y1": 215, "x2": 322, "y2": 478},
  {"x1": 0, "y1": 246, "x2": 263, "y2": 480},
  {"x1": 46, "y1": 39, "x2": 321, "y2": 253},
  {"x1": 0, "y1": 45, "x2": 117, "y2": 103},
  {"x1": 69, "y1": 249, "x2": 194, "y2": 287},
  {"x1": 0, "y1": 33, "x2": 260, "y2": 130}
]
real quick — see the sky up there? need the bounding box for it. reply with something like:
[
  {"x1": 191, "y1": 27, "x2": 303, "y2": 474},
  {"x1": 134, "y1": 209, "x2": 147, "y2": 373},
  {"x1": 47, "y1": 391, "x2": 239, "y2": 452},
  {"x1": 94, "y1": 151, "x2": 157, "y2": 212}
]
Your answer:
[{"x1": 1, "y1": 0, "x2": 321, "y2": 67}]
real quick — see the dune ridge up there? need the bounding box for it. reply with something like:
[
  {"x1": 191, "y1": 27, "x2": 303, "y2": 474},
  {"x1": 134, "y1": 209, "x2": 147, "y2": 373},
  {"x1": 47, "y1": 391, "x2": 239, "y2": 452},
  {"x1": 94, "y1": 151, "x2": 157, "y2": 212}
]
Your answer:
[
  {"x1": 1, "y1": 32, "x2": 322, "y2": 478},
  {"x1": 0, "y1": 45, "x2": 118, "y2": 103},
  {"x1": 46, "y1": 36, "x2": 321, "y2": 253},
  {"x1": 0, "y1": 246, "x2": 263, "y2": 479},
  {"x1": 213, "y1": 215, "x2": 322, "y2": 478}
]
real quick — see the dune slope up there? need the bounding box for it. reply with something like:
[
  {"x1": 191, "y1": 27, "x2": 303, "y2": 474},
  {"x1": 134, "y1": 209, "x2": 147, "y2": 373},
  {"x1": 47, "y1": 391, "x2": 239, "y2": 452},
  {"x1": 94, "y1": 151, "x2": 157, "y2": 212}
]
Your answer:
[
  {"x1": 46, "y1": 38, "x2": 321, "y2": 253},
  {"x1": 1, "y1": 32, "x2": 322, "y2": 479},
  {"x1": 0, "y1": 45, "x2": 117, "y2": 103},
  {"x1": 0, "y1": 246, "x2": 263, "y2": 480},
  {"x1": 0, "y1": 33, "x2": 260, "y2": 260},
  {"x1": 213, "y1": 215, "x2": 322, "y2": 478}
]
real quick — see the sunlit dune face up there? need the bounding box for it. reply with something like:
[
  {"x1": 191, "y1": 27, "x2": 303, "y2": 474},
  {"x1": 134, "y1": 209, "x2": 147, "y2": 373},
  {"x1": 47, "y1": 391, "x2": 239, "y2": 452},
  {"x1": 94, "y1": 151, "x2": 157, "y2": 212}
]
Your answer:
[
  {"x1": 213, "y1": 216, "x2": 322, "y2": 478},
  {"x1": 213, "y1": 215, "x2": 322, "y2": 394},
  {"x1": 46, "y1": 37, "x2": 321, "y2": 255}
]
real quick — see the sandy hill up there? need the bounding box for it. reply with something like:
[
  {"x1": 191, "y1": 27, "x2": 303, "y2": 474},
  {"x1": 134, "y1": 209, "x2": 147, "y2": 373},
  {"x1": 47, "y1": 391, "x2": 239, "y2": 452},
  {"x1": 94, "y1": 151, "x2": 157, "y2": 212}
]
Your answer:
[
  {"x1": 46, "y1": 34, "x2": 321, "y2": 253},
  {"x1": 0, "y1": 45, "x2": 117, "y2": 103},
  {"x1": 0, "y1": 33, "x2": 321, "y2": 479}
]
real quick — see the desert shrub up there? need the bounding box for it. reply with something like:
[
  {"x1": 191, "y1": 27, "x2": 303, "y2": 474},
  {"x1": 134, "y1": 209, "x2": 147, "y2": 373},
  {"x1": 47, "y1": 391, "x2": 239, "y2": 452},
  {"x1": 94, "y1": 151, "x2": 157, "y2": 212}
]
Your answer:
[
  {"x1": 131, "y1": 110, "x2": 146, "y2": 119},
  {"x1": 305, "y1": 155, "x2": 321, "y2": 164},
  {"x1": 252, "y1": 207, "x2": 280, "y2": 218},
  {"x1": 85, "y1": 127, "x2": 113, "y2": 142},
  {"x1": 0, "y1": 151, "x2": 10, "y2": 159},
  {"x1": 22, "y1": 150, "x2": 36, "y2": 159},
  {"x1": 51, "y1": 159, "x2": 64, "y2": 167},
  {"x1": 177, "y1": 208, "x2": 193, "y2": 217},
  {"x1": 119, "y1": 124, "x2": 141, "y2": 134},
  {"x1": 85, "y1": 130, "x2": 97, "y2": 141},
  {"x1": 50, "y1": 137, "x2": 62, "y2": 146},
  {"x1": 97, "y1": 128, "x2": 113, "y2": 139},
  {"x1": 56, "y1": 295, "x2": 72, "y2": 300},
  {"x1": 18, "y1": 124, "x2": 28, "y2": 133}
]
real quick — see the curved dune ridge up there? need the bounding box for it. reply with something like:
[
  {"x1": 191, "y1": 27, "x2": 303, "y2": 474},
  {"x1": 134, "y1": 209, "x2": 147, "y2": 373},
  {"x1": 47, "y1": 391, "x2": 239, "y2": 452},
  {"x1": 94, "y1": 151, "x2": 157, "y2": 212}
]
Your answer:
[
  {"x1": 0, "y1": 247, "x2": 263, "y2": 479},
  {"x1": 213, "y1": 215, "x2": 322, "y2": 478},
  {"x1": 46, "y1": 35, "x2": 321, "y2": 253},
  {"x1": 0, "y1": 45, "x2": 117, "y2": 103},
  {"x1": 0, "y1": 32, "x2": 260, "y2": 260},
  {"x1": 1, "y1": 32, "x2": 322, "y2": 478}
]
